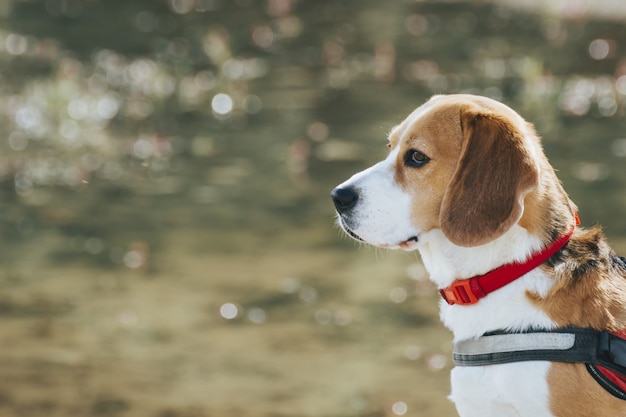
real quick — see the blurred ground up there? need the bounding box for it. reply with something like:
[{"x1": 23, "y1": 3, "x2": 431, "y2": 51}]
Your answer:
[{"x1": 0, "y1": 226, "x2": 454, "y2": 417}]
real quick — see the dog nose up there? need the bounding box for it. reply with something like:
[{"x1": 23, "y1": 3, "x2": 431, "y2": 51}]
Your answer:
[{"x1": 331, "y1": 186, "x2": 359, "y2": 213}]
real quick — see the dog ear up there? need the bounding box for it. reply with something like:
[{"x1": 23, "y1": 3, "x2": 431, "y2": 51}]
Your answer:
[{"x1": 439, "y1": 109, "x2": 539, "y2": 247}]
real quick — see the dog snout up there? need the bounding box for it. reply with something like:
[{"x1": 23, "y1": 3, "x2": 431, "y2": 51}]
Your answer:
[{"x1": 331, "y1": 186, "x2": 359, "y2": 213}]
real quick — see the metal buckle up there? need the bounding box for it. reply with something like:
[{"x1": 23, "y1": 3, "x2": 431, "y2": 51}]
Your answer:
[{"x1": 439, "y1": 280, "x2": 479, "y2": 306}]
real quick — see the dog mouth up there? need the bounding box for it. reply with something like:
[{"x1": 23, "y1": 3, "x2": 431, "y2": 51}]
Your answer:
[
  {"x1": 399, "y1": 235, "x2": 419, "y2": 249},
  {"x1": 345, "y1": 228, "x2": 365, "y2": 242},
  {"x1": 338, "y1": 217, "x2": 419, "y2": 248},
  {"x1": 338, "y1": 221, "x2": 365, "y2": 242}
]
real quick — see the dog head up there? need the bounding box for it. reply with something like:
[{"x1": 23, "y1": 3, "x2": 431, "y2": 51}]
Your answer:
[{"x1": 331, "y1": 94, "x2": 543, "y2": 249}]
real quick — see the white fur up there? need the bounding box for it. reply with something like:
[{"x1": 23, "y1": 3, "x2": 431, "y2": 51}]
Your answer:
[
  {"x1": 334, "y1": 97, "x2": 562, "y2": 416},
  {"x1": 416, "y1": 226, "x2": 556, "y2": 340},
  {"x1": 334, "y1": 146, "x2": 420, "y2": 250},
  {"x1": 420, "y1": 228, "x2": 558, "y2": 417},
  {"x1": 450, "y1": 362, "x2": 553, "y2": 417},
  {"x1": 417, "y1": 226, "x2": 555, "y2": 417},
  {"x1": 337, "y1": 159, "x2": 559, "y2": 415}
]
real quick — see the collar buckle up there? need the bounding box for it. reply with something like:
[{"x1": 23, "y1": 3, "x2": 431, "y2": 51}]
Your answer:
[{"x1": 439, "y1": 279, "x2": 479, "y2": 306}]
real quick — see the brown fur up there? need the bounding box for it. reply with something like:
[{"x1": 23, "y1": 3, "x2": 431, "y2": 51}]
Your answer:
[
  {"x1": 548, "y1": 362, "x2": 626, "y2": 417},
  {"x1": 530, "y1": 228, "x2": 626, "y2": 331},
  {"x1": 440, "y1": 108, "x2": 539, "y2": 246},
  {"x1": 390, "y1": 103, "x2": 465, "y2": 236},
  {"x1": 388, "y1": 95, "x2": 558, "y2": 247},
  {"x1": 389, "y1": 95, "x2": 578, "y2": 248},
  {"x1": 515, "y1": 123, "x2": 578, "y2": 242},
  {"x1": 390, "y1": 95, "x2": 626, "y2": 414},
  {"x1": 525, "y1": 176, "x2": 626, "y2": 415}
]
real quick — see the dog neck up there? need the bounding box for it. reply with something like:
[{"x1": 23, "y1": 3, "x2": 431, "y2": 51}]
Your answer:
[
  {"x1": 419, "y1": 168, "x2": 578, "y2": 303},
  {"x1": 417, "y1": 225, "x2": 546, "y2": 290},
  {"x1": 417, "y1": 224, "x2": 567, "y2": 341},
  {"x1": 439, "y1": 219, "x2": 577, "y2": 306},
  {"x1": 416, "y1": 193, "x2": 578, "y2": 341}
]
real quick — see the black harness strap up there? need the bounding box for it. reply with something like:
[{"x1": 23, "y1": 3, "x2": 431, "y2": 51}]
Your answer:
[
  {"x1": 453, "y1": 327, "x2": 626, "y2": 400},
  {"x1": 586, "y1": 363, "x2": 626, "y2": 400}
]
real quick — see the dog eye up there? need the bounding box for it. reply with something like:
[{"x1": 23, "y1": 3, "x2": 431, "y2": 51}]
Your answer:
[{"x1": 405, "y1": 150, "x2": 430, "y2": 168}]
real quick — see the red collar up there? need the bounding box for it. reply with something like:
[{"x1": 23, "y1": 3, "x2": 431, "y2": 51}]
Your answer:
[{"x1": 439, "y1": 214, "x2": 580, "y2": 306}]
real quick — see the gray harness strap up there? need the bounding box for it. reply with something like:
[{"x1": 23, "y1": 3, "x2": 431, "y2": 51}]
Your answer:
[
  {"x1": 454, "y1": 332, "x2": 575, "y2": 359},
  {"x1": 453, "y1": 328, "x2": 607, "y2": 367}
]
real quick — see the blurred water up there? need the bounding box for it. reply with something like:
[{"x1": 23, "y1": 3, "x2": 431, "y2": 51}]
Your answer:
[{"x1": 0, "y1": 1, "x2": 625, "y2": 416}]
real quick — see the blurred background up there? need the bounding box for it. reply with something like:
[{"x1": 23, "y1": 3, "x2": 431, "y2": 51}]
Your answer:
[{"x1": 1, "y1": 0, "x2": 626, "y2": 416}]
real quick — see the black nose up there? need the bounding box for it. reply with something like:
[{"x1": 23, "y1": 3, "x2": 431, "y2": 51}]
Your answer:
[{"x1": 331, "y1": 186, "x2": 359, "y2": 213}]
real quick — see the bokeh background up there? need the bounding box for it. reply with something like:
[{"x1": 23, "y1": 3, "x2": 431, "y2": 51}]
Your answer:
[{"x1": 1, "y1": 0, "x2": 626, "y2": 416}]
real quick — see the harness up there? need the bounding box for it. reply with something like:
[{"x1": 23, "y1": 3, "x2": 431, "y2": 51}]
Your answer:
[
  {"x1": 453, "y1": 328, "x2": 626, "y2": 400},
  {"x1": 436, "y1": 212, "x2": 626, "y2": 399}
]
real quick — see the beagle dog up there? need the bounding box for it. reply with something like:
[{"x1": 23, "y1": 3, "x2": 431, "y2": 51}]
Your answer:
[{"x1": 331, "y1": 94, "x2": 626, "y2": 417}]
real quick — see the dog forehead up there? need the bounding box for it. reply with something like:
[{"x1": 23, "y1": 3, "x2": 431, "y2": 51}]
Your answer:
[
  {"x1": 389, "y1": 94, "x2": 527, "y2": 148},
  {"x1": 429, "y1": 94, "x2": 528, "y2": 128},
  {"x1": 390, "y1": 98, "x2": 463, "y2": 148}
]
